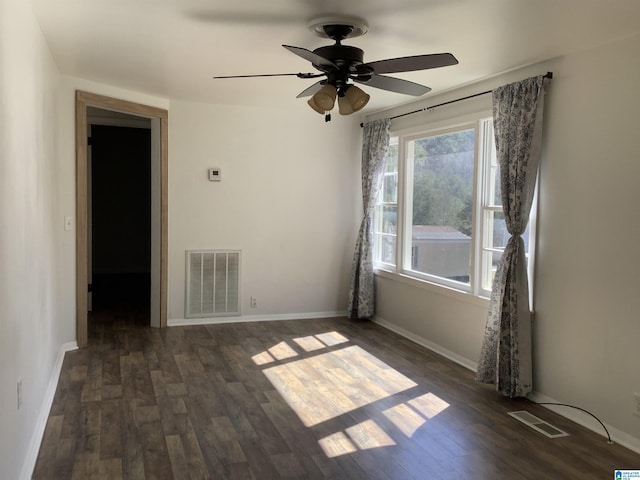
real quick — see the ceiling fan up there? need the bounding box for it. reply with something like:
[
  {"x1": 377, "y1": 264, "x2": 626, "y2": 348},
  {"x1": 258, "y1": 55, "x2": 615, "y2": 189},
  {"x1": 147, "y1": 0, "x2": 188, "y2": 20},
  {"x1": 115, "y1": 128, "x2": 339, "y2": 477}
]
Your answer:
[{"x1": 213, "y1": 17, "x2": 458, "y2": 119}]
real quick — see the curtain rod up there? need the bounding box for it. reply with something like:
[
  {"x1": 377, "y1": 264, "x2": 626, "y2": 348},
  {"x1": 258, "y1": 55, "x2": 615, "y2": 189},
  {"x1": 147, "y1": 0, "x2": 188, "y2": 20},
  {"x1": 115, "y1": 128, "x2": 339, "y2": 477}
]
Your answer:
[{"x1": 361, "y1": 71, "x2": 553, "y2": 126}]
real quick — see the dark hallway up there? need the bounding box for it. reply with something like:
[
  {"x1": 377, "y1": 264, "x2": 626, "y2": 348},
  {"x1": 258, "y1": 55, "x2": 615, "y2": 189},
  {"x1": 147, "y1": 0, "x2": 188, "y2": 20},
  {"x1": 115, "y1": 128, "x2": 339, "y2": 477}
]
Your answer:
[{"x1": 90, "y1": 124, "x2": 151, "y2": 318}]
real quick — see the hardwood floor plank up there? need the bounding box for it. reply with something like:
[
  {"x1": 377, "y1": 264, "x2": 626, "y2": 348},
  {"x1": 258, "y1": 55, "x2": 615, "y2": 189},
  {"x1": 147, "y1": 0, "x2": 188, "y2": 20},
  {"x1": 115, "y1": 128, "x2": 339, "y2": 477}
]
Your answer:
[
  {"x1": 269, "y1": 452, "x2": 312, "y2": 479},
  {"x1": 156, "y1": 396, "x2": 185, "y2": 437},
  {"x1": 101, "y1": 349, "x2": 121, "y2": 387},
  {"x1": 165, "y1": 435, "x2": 189, "y2": 478},
  {"x1": 120, "y1": 400, "x2": 146, "y2": 480},
  {"x1": 174, "y1": 352, "x2": 206, "y2": 377},
  {"x1": 70, "y1": 453, "x2": 100, "y2": 480},
  {"x1": 98, "y1": 458, "x2": 123, "y2": 480},
  {"x1": 138, "y1": 420, "x2": 173, "y2": 479},
  {"x1": 99, "y1": 400, "x2": 122, "y2": 460},
  {"x1": 311, "y1": 453, "x2": 369, "y2": 480},
  {"x1": 181, "y1": 430, "x2": 210, "y2": 479},
  {"x1": 154, "y1": 350, "x2": 184, "y2": 385},
  {"x1": 209, "y1": 416, "x2": 247, "y2": 463},
  {"x1": 75, "y1": 402, "x2": 101, "y2": 455}
]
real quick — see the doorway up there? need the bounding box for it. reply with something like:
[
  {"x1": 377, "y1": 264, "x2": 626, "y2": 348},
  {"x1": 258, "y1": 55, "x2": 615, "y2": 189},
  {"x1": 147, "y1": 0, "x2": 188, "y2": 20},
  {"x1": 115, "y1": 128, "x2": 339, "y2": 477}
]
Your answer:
[
  {"x1": 76, "y1": 91, "x2": 168, "y2": 347},
  {"x1": 90, "y1": 122, "x2": 151, "y2": 316}
]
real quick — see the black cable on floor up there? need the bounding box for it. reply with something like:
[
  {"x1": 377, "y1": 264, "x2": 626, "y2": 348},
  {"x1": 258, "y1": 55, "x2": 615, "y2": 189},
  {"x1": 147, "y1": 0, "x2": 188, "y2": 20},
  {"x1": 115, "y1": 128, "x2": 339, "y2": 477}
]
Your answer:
[{"x1": 535, "y1": 402, "x2": 613, "y2": 444}]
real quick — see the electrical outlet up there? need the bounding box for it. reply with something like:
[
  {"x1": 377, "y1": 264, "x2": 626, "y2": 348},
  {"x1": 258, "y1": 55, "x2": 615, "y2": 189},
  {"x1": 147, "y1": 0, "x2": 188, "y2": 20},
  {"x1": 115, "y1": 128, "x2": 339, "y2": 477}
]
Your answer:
[
  {"x1": 250, "y1": 296, "x2": 257, "y2": 308},
  {"x1": 17, "y1": 379, "x2": 22, "y2": 410},
  {"x1": 633, "y1": 392, "x2": 640, "y2": 418}
]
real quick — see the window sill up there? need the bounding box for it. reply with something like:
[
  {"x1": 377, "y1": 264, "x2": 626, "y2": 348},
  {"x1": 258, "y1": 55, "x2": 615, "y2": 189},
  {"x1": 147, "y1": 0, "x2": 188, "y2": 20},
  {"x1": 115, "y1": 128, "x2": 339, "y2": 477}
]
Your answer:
[{"x1": 374, "y1": 268, "x2": 491, "y2": 309}]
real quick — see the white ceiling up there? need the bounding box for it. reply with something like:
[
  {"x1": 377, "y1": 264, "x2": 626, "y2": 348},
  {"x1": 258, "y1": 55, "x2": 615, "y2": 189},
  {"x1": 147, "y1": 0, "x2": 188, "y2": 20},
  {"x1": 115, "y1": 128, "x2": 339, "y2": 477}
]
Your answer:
[{"x1": 32, "y1": 0, "x2": 640, "y2": 112}]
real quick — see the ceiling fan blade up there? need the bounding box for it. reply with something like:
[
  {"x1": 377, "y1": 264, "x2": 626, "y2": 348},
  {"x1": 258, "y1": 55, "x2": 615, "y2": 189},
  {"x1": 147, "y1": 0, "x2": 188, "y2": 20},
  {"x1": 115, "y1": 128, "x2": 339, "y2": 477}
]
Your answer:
[
  {"x1": 283, "y1": 45, "x2": 338, "y2": 71},
  {"x1": 360, "y1": 53, "x2": 458, "y2": 75},
  {"x1": 353, "y1": 74, "x2": 431, "y2": 96},
  {"x1": 296, "y1": 81, "x2": 325, "y2": 98},
  {"x1": 213, "y1": 72, "x2": 322, "y2": 79}
]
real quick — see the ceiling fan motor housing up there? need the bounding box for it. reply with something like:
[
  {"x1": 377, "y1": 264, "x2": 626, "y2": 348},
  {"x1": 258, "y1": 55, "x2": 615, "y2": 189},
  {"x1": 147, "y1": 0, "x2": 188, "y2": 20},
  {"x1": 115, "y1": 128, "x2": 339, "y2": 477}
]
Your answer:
[{"x1": 312, "y1": 45, "x2": 365, "y2": 71}]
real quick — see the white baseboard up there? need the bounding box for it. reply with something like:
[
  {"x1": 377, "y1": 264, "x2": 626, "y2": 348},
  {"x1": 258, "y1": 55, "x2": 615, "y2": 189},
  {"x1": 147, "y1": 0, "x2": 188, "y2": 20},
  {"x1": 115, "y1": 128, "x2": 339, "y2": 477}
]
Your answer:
[
  {"x1": 20, "y1": 341, "x2": 78, "y2": 480},
  {"x1": 168, "y1": 310, "x2": 348, "y2": 327},
  {"x1": 372, "y1": 315, "x2": 478, "y2": 372},
  {"x1": 528, "y1": 391, "x2": 640, "y2": 455}
]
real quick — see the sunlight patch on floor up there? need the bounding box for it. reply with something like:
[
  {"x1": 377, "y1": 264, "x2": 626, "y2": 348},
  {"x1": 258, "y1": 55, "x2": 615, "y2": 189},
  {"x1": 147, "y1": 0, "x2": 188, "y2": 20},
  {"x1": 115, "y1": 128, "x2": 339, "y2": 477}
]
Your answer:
[
  {"x1": 253, "y1": 332, "x2": 448, "y2": 459},
  {"x1": 262, "y1": 344, "x2": 417, "y2": 427},
  {"x1": 383, "y1": 393, "x2": 449, "y2": 437},
  {"x1": 313, "y1": 331, "x2": 349, "y2": 346},
  {"x1": 292, "y1": 335, "x2": 326, "y2": 352},
  {"x1": 409, "y1": 392, "x2": 450, "y2": 419},
  {"x1": 252, "y1": 331, "x2": 348, "y2": 366},
  {"x1": 346, "y1": 419, "x2": 396, "y2": 450},
  {"x1": 318, "y1": 432, "x2": 358, "y2": 457},
  {"x1": 382, "y1": 403, "x2": 426, "y2": 437},
  {"x1": 319, "y1": 419, "x2": 396, "y2": 458},
  {"x1": 252, "y1": 351, "x2": 276, "y2": 365},
  {"x1": 268, "y1": 341, "x2": 299, "y2": 360}
]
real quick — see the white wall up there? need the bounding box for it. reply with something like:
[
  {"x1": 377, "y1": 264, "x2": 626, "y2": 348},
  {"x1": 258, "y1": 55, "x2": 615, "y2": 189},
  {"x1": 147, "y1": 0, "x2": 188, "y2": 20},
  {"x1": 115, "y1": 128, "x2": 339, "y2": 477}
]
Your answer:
[
  {"x1": 375, "y1": 275, "x2": 488, "y2": 368},
  {"x1": 168, "y1": 101, "x2": 361, "y2": 322},
  {"x1": 367, "y1": 34, "x2": 640, "y2": 448},
  {"x1": 534, "y1": 34, "x2": 640, "y2": 445},
  {"x1": 0, "y1": 0, "x2": 63, "y2": 477}
]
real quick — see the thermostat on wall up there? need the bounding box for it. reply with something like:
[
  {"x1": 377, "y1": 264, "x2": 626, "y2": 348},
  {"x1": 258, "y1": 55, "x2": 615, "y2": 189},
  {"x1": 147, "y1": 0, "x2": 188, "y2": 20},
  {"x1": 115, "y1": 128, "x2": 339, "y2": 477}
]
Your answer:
[{"x1": 208, "y1": 168, "x2": 221, "y2": 182}]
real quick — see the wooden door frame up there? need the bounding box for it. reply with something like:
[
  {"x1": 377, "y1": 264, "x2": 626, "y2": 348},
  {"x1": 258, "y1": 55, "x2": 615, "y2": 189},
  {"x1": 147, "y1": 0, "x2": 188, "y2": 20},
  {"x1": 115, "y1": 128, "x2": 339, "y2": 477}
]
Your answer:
[{"x1": 75, "y1": 91, "x2": 168, "y2": 347}]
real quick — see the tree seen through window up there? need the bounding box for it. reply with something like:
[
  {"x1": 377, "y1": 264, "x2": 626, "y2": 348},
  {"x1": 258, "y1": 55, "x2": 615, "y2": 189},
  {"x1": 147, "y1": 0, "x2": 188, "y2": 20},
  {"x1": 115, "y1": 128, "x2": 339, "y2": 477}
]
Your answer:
[{"x1": 411, "y1": 129, "x2": 475, "y2": 237}]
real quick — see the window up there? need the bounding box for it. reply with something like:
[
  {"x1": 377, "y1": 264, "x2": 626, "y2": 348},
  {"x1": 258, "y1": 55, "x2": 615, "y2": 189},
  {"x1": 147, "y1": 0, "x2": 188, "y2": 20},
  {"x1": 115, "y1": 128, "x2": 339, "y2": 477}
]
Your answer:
[
  {"x1": 373, "y1": 137, "x2": 399, "y2": 267},
  {"x1": 374, "y1": 116, "x2": 536, "y2": 299}
]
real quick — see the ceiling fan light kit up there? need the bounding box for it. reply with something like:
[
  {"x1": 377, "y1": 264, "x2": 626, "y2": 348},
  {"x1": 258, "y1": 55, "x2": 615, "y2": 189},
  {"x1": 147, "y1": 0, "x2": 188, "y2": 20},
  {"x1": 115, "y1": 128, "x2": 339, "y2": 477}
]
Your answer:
[
  {"x1": 307, "y1": 83, "x2": 369, "y2": 116},
  {"x1": 337, "y1": 95, "x2": 354, "y2": 116},
  {"x1": 306, "y1": 97, "x2": 325, "y2": 114},
  {"x1": 213, "y1": 16, "x2": 459, "y2": 120},
  {"x1": 307, "y1": 84, "x2": 337, "y2": 112},
  {"x1": 342, "y1": 85, "x2": 370, "y2": 113}
]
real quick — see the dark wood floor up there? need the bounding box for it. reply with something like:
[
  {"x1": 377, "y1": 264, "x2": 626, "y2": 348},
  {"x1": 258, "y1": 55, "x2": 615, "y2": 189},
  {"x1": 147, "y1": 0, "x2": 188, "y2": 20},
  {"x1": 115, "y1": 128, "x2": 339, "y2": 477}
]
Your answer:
[{"x1": 33, "y1": 309, "x2": 640, "y2": 479}]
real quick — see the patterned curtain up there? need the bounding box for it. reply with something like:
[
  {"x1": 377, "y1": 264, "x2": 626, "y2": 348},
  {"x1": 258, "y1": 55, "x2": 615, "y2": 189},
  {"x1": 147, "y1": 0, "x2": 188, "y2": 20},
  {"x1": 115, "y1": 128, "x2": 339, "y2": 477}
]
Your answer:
[
  {"x1": 348, "y1": 118, "x2": 391, "y2": 319},
  {"x1": 476, "y1": 76, "x2": 546, "y2": 397}
]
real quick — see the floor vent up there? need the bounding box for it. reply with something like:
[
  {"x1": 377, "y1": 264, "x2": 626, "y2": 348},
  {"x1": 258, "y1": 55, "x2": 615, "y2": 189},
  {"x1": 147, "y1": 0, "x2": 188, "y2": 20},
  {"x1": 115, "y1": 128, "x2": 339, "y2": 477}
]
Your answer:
[
  {"x1": 508, "y1": 411, "x2": 570, "y2": 438},
  {"x1": 186, "y1": 250, "x2": 240, "y2": 318}
]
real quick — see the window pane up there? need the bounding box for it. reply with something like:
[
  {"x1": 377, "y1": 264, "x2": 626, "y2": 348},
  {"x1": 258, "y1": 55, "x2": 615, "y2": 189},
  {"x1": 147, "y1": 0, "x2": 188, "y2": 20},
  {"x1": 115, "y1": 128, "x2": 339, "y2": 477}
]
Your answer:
[
  {"x1": 382, "y1": 173, "x2": 397, "y2": 203},
  {"x1": 481, "y1": 210, "x2": 532, "y2": 292},
  {"x1": 485, "y1": 211, "x2": 508, "y2": 250},
  {"x1": 490, "y1": 165, "x2": 502, "y2": 206},
  {"x1": 386, "y1": 138, "x2": 398, "y2": 172},
  {"x1": 374, "y1": 201, "x2": 397, "y2": 266},
  {"x1": 380, "y1": 236, "x2": 396, "y2": 265},
  {"x1": 374, "y1": 137, "x2": 399, "y2": 267},
  {"x1": 488, "y1": 128, "x2": 501, "y2": 206},
  {"x1": 408, "y1": 129, "x2": 475, "y2": 284},
  {"x1": 483, "y1": 211, "x2": 530, "y2": 253},
  {"x1": 381, "y1": 205, "x2": 397, "y2": 234},
  {"x1": 482, "y1": 250, "x2": 503, "y2": 291}
]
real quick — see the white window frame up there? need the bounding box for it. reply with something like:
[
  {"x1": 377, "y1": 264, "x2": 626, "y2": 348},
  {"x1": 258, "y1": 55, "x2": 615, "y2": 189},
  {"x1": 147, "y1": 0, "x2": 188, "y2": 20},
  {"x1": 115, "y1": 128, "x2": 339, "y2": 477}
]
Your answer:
[{"x1": 373, "y1": 112, "x2": 537, "y2": 302}]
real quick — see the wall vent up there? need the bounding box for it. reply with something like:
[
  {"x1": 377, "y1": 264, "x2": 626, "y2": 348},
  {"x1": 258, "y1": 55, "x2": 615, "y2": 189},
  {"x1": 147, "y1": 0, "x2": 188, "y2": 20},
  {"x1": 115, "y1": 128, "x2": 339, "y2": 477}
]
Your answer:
[
  {"x1": 508, "y1": 411, "x2": 569, "y2": 439},
  {"x1": 186, "y1": 250, "x2": 240, "y2": 318}
]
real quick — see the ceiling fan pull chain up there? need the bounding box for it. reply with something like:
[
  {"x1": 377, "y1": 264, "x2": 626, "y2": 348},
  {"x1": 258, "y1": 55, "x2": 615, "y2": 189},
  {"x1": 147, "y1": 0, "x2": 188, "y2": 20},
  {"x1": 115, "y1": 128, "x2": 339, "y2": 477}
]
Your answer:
[{"x1": 325, "y1": 113, "x2": 332, "y2": 122}]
